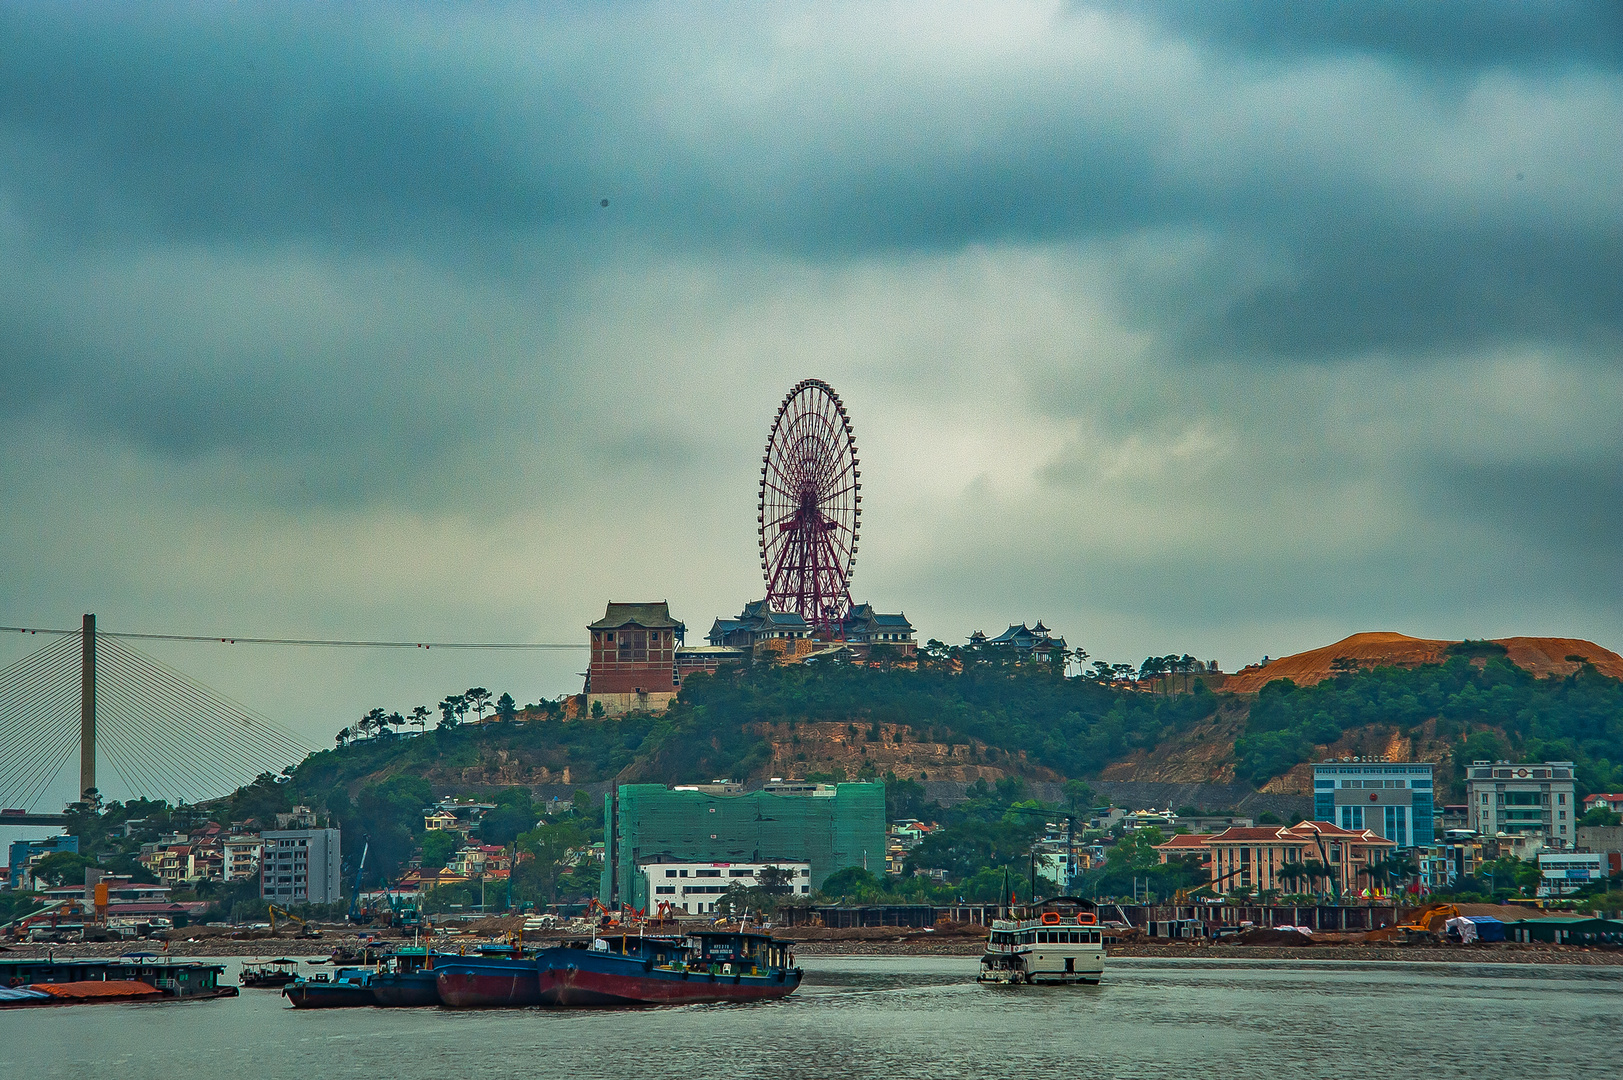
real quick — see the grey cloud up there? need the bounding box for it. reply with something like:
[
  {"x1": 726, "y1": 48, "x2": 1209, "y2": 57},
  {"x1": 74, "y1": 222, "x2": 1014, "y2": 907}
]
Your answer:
[
  {"x1": 0, "y1": 3, "x2": 1619, "y2": 697},
  {"x1": 1108, "y1": 1, "x2": 1623, "y2": 71}
]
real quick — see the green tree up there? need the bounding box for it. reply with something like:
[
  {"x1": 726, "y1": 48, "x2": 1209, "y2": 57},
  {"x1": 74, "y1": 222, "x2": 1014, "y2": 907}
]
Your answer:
[
  {"x1": 1579, "y1": 804, "x2": 1621, "y2": 827},
  {"x1": 30, "y1": 851, "x2": 98, "y2": 888},
  {"x1": 885, "y1": 776, "x2": 928, "y2": 820},
  {"x1": 420, "y1": 829, "x2": 460, "y2": 872},
  {"x1": 1063, "y1": 780, "x2": 1095, "y2": 811},
  {"x1": 479, "y1": 789, "x2": 538, "y2": 847},
  {"x1": 515, "y1": 821, "x2": 587, "y2": 905},
  {"x1": 818, "y1": 866, "x2": 887, "y2": 902}
]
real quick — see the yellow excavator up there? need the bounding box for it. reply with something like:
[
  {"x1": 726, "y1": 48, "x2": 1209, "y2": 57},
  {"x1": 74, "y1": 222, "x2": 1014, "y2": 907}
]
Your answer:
[
  {"x1": 268, "y1": 904, "x2": 323, "y2": 939},
  {"x1": 1367, "y1": 903, "x2": 1459, "y2": 944}
]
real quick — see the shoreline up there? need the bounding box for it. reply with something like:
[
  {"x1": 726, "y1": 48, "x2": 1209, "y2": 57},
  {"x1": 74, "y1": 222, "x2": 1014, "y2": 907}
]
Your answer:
[
  {"x1": 8, "y1": 937, "x2": 1622, "y2": 966},
  {"x1": 787, "y1": 940, "x2": 1623, "y2": 965}
]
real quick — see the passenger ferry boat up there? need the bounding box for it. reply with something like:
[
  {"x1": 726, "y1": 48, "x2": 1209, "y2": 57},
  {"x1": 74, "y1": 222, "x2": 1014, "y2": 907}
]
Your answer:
[{"x1": 979, "y1": 897, "x2": 1104, "y2": 986}]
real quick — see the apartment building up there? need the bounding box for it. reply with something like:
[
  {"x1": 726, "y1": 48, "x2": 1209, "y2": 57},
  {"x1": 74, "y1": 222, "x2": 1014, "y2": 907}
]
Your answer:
[
  {"x1": 1465, "y1": 761, "x2": 1577, "y2": 848},
  {"x1": 259, "y1": 827, "x2": 342, "y2": 904}
]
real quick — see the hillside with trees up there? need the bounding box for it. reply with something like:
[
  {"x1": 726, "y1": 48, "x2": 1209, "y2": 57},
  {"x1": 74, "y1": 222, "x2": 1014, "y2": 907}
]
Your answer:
[{"x1": 26, "y1": 633, "x2": 1623, "y2": 918}]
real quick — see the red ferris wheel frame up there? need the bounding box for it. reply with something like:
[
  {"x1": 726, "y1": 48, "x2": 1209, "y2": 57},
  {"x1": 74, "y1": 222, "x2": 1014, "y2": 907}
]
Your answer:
[{"x1": 758, "y1": 379, "x2": 861, "y2": 629}]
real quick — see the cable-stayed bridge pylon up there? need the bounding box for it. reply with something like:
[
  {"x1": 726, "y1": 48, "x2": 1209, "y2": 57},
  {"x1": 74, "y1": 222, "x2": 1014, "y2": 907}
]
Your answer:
[{"x1": 0, "y1": 614, "x2": 315, "y2": 817}]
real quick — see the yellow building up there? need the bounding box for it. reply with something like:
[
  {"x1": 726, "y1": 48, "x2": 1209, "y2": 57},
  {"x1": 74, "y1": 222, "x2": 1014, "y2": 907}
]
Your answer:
[{"x1": 1157, "y1": 821, "x2": 1396, "y2": 895}]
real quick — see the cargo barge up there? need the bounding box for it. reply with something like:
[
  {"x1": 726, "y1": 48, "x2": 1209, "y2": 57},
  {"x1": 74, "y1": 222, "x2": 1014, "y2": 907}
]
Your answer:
[
  {"x1": 0, "y1": 955, "x2": 237, "y2": 1007},
  {"x1": 537, "y1": 929, "x2": 801, "y2": 1006},
  {"x1": 433, "y1": 929, "x2": 801, "y2": 1008},
  {"x1": 282, "y1": 967, "x2": 376, "y2": 1008}
]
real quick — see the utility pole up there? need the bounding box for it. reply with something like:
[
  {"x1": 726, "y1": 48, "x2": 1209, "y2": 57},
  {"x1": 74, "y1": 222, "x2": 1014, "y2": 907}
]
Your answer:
[{"x1": 80, "y1": 613, "x2": 96, "y2": 801}]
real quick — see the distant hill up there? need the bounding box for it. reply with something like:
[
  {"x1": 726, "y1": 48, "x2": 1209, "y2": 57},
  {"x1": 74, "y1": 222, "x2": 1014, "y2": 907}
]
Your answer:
[{"x1": 1222, "y1": 632, "x2": 1623, "y2": 693}]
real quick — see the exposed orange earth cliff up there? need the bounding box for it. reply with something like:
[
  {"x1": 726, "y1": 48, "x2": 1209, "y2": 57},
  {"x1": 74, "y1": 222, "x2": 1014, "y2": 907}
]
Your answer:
[{"x1": 1222, "y1": 632, "x2": 1623, "y2": 694}]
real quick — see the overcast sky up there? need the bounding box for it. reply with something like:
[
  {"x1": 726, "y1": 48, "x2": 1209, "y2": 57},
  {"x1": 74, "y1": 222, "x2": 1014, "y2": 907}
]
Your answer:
[{"x1": 2, "y1": 3, "x2": 1621, "y2": 802}]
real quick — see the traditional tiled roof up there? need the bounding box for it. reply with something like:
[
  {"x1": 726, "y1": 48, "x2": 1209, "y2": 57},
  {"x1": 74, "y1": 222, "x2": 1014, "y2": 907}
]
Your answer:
[
  {"x1": 589, "y1": 602, "x2": 681, "y2": 631},
  {"x1": 842, "y1": 602, "x2": 912, "y2": 634},
  {"x1": 1206, "y1": 822, "x2": 1397, "y2": 847},
  {"x1": 982, "y1": 622, "x2": 1066, "y2": 650},
  {"x1": 1153, "y1": 834, "x2": 1212, "y2": 849},
  {"x1": 1206, "y1": 827, "x2": 1293, "y2": 843}
]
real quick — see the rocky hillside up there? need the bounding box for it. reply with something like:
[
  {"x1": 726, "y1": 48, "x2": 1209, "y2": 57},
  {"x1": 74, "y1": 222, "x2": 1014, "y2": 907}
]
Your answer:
[
  {"x1": 1222, "y1": 632, "x2": 1623, "y2": 693},
  {"x1": 287, "y1": 629, "x2": 1623, "y2": 817}
]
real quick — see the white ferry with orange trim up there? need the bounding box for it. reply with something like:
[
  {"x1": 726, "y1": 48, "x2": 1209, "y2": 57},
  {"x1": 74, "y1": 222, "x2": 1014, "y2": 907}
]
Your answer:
[{"x1": 978, "y1": 897, "x2": 1104, "y2": 986}]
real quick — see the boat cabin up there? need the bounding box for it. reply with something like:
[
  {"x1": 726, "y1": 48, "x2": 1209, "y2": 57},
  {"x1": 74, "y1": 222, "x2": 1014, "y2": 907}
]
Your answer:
[{"x1": 685, "y1": 931, "x2": 793, "y2": 972}]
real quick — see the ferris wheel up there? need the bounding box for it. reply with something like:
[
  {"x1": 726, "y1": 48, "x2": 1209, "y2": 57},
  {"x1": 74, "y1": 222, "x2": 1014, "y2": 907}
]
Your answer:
[{"x1": 758, "y1": 379, "x2": 861, "y2": 628}]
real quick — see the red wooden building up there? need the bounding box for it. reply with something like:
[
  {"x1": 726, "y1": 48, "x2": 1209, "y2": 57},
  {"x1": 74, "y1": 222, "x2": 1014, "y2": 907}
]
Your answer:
[{"x1": 586, "y1": 602, "x2": 684, "y2": 717}]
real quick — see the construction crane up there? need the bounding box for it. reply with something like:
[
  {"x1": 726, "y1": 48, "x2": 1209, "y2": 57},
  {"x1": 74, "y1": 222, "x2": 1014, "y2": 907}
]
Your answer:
[{"x1": 346, "y1": 837, "x2": 370, "y2": 923}]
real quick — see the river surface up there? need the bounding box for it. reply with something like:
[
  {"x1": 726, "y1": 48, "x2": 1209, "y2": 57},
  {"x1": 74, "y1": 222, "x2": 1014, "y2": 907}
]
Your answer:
[{"x1": 4, "y1": 955, "x2": 1620, "y2": 1080}]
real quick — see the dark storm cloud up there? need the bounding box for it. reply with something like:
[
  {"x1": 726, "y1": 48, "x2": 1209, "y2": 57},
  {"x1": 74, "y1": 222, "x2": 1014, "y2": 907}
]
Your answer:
[
  {"x1": 0, "y1": 3, "x2": 1621, "y2": 737},
  {"x1": 1189, "y1": 226, "x2": 1623, "y2": 361},
  {"x1": 3, "y1": 4, "x2": 1613, "y2": 385},
  {"x1": 1108, "y1": 1, "x2": 1623, "y2": 71}
]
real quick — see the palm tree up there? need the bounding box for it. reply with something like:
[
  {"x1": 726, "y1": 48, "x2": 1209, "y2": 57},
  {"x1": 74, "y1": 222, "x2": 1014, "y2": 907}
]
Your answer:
[
  {"x1": 1366, "y1": 854, "x2": 1414, "y2": 898},
  {"x1": 410, "y1": 705, "x2": 430, "y2": 734},
  {"x1": 1299, "y1": 859, "x2": 1333, "y2": 897}
]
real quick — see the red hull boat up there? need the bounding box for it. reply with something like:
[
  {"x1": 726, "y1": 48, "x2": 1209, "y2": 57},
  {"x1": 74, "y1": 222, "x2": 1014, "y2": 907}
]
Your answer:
[{"x1": 536, "y1": 930, "x2": 801, "y2": 1007}]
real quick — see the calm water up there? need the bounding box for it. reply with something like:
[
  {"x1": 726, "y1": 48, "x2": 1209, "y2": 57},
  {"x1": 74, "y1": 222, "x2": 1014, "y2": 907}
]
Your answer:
[{"x1": 4, "y1": 955, "x2": 1620, "y2": 1080}]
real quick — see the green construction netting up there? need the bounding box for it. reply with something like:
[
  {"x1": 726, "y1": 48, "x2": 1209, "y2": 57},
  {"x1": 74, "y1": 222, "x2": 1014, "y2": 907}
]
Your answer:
[{"x1": 602, "y1": 783, "x2": 886, "y2": 908}]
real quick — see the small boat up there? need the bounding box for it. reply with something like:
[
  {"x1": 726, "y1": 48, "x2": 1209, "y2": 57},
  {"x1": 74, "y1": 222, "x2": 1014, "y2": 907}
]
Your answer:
[
  {"x1": 283, "y1": 967, "x2": 376, "y2": 1008},
  {"x1": 434, "y1": 944, "x2": 542, "y2": 1008},
  {"x1": 536, "y1": 929, "x2": 801, "y2": 1006},
  {"x1": 979, "y1": 896, "x2": 1105, "y2": 986},
  {"x1": 370, "y1": 948, "x2": 442, "y2": 1007},
  {"x1": 241, "y1": 958, "x2": 302, "y2": 988}
]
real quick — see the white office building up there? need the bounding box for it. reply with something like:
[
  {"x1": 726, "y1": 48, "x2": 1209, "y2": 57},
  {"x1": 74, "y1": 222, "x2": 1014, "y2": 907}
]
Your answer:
[
  {"x1": 1465, "y1": 761, "x2": 1577, "y2": 848},
  {"x1": 641, "y1": 860, "x2": 811, "y2": 914},
  {"x1": 259, "y1": 827, "x2": 342, "y2": 904},
  {"x1": 1537, "y1": 850, "x2": 1604, "y2": 897}
]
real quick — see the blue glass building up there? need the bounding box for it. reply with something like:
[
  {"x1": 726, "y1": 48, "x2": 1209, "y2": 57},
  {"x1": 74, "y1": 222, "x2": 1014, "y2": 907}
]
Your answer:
[{"x1": 1312, "y1": 762, "x2": 1434, "y2": 848}]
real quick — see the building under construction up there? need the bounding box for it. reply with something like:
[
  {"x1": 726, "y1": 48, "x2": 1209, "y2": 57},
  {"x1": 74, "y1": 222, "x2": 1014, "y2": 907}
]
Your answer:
[{"x1": 602, "y1": 781, "x2": 886, "y2": 911}]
